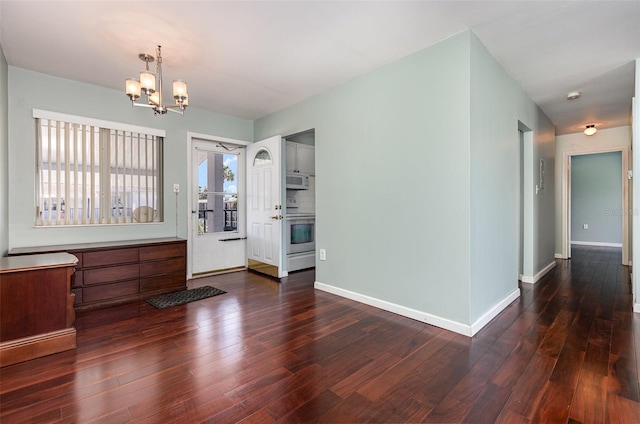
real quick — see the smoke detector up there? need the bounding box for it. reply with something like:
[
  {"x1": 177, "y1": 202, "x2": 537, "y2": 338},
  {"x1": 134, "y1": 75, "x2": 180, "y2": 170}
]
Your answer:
[{"x1": 567, "y1": 91, "x2": 581, "y2": 100}]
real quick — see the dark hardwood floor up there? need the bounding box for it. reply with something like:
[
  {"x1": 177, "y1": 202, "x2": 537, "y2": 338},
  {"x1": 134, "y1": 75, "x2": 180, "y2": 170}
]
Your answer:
[{"x1": 1, "y1": 245, "x2": 639, "y2": 423}]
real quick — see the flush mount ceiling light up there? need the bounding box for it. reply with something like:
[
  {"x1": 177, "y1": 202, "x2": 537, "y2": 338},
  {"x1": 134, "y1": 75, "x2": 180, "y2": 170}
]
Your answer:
[
  {"x1": 125, "y1": 45, "x2": 188, "y2": 115},
  {"x1": 567, "y1": 91, "x2": 581, "y2": 100},
  {"x1": 584, "y1": 124, "x2": 597, "y2": 136}
]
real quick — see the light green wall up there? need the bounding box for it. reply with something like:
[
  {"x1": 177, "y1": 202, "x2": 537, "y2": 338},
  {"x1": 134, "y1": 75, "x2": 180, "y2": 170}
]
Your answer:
[
  {"x1": 469, "y1": 34, "x2": 555, "y2": 323},
  {"x1": 7, "y1": 67, "x2": 253, "y2": 250},
  {"x1": 633, "y1": 58, "x2": 639, "y2": 310},
  {"x1": 256, "y1": 30, "x2": 556, "y2": 329},
  {"x1": 0, "y1": 45, "x2": 8, "y2": 256},
  {"x1": 571, "y1": 152, "x2": 622, "y2": 244},
  {"x1": 257, "y1": 31, "x2": 472, "y2": 324}
]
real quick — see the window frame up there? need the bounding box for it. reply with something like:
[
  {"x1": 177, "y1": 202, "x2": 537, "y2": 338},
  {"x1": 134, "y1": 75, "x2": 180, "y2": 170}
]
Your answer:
[{"x1": 33, "y1": 109, "x2": 166, "y2": 227}]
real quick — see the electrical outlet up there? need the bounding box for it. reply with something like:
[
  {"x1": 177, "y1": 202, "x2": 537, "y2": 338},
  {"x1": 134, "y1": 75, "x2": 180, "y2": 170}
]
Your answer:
[
  {"x1": 173, "y1": 184, "x2": 180, "y2": 193},
  {"x1": 583, "y1": 224, "x2": 588, "y2": 230},
  {"x1": 319, "y1": 248, "x2": 326, "y2": 261}
]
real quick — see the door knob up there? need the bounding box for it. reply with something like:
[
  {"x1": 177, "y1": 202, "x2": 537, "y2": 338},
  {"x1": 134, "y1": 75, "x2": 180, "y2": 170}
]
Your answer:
[{"x1": 269, "y1": 215, "x2": 283, "y2": 220}]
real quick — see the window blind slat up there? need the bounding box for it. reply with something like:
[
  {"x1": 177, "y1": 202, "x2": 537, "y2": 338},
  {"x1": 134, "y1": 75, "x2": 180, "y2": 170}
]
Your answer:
[
  {"x1": 90, "y1": 127, "x2": 96, "y2": 224},
  {"x1": 104, "y1": 129, "x2": 110, "y2": 224},
  {"x1": 36, "y1": 119, "x2": 44, "y2": 225},
  {"x1": 55, "y1": 122, "x2": 61, "y2": 226},
  {"x1": 81, "y1": 125, "x2": 87, "y2": 225},
  {"x1": 46, "y1": 120, "x2": 52, "y2": 226},
  {"x1": 137, "y1": 133, "x2": 141, "y2": 220},
  {"x1": 115, "y1": 130, "x2": 120, "y2": 223},
  {"x1": 64, "y1": 123, "x2": 71, "y2": 225},
  {"x1": 129, "y1": 132, "x2": 134, "y2": 223},
  {"x1": 73, "y1": 124, "x2": 79, "y2": 225},
  {"x1": 151, "y1": 135, "x2": 156, "y2": 215},
  {"x1": 145, "y1": 136, "x2": 149, "y2": 212}
]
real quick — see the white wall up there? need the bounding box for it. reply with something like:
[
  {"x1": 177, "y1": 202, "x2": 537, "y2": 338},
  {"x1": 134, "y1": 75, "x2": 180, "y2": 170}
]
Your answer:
[
  {"x1": 6, "y1": 67, "x2": 253, "y2": 250},
  {"x1": 255, "y1": 30, "x2": 555, "y2": 335}
]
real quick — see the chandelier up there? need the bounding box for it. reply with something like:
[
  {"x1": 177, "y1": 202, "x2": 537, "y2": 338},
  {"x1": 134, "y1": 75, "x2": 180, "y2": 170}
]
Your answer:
[{"x1": 125, "y1": 45, "x2": 188, "y2": 115}]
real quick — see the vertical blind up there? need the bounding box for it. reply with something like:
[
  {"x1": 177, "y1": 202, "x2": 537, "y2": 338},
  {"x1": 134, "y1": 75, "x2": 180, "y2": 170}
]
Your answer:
[{"x1": 36, "y1": 117, "x2": 163, "y2": 226}]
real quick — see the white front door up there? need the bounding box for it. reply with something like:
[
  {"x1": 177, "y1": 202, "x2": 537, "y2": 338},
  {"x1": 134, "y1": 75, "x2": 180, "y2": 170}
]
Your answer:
[
  {"x1": 246, "y1": 135, "x2": 286, "y2": 278},
  {"x1": 190, "y1": 140, "x2": 246, "y2": 276}
]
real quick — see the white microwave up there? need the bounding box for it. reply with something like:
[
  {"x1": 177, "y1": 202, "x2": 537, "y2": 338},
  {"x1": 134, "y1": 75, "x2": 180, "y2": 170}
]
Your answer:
[{"x1": 286, "y1": 172, "x2": 309, "y2": 190}]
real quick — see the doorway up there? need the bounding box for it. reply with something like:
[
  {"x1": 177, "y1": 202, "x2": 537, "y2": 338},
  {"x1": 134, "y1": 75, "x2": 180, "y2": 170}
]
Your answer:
[
  {"x1": 188, "y1": 136, "x2": 248, "y2": 278},
  {"x1": 570, "y1": 152, "x2": 623, "y2": 249},
  {"x1": 518, "y1": 122, "x2": 535, "y2": 282},
  {"x1": 518, "y1": 130, "x2": 524, "y2": 278},
  {"x1": 561, "y1": 147, "x2": 629, "y2": 264}
]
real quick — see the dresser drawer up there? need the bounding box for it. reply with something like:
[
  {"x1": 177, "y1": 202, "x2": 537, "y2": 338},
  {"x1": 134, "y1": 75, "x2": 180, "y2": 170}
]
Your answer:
[
  {"x1": 83, "y1": 248, "x2": 138, "y2": 268},
  {"x1": 83, "y1": 280, "x2": 139, "y2": 302},
  {"x1": 140, "y1": 243, "x2": 186, "y2": 261},
  {"x1": 140, "y1": 257, "x2": 185, "y2": 277},
  {"x1": 84, "y1": 264, "x2": 139, "y2": 285}
]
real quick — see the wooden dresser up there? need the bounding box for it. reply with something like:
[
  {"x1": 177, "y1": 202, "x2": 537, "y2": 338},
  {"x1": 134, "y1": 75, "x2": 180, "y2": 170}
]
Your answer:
[
  {"x1": 9, "y1": 238, "x2": 187, "y2": 310},
  {"x1": 0, "y1": 253, "x2": 78, "y2": 367}
]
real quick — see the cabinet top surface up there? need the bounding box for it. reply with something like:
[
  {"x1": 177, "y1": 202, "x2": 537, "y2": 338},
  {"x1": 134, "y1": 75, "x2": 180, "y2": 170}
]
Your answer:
[
  {"x1": 9, "y1": 237, "x2": 186, "y2": 255},
  {"x1": 1, "y1": 253, "x2": 78, "y2": 273}
]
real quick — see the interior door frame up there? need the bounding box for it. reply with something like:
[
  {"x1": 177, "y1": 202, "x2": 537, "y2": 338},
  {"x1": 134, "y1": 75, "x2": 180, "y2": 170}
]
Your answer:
[
  {"x1": 186, "y1": 132, "x2": 250, "y2": 279},
  {"x1": 517, "y1": 122, "x2": 535, "y2": 283},
  {"x1": 561, "y1": 146, "x2": 629, "y2": 265}
]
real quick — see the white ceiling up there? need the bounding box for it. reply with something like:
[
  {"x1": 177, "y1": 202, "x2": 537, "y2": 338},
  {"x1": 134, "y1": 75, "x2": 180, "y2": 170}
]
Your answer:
[{"x1": 1, "y1": 1, "x2": 638, "y2": 135}]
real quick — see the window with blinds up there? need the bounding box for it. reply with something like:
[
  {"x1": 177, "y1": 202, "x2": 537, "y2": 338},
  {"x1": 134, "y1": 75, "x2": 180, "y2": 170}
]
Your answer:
[{"x1": 35, "y1": 114, "x2": 163, "y2": 226}]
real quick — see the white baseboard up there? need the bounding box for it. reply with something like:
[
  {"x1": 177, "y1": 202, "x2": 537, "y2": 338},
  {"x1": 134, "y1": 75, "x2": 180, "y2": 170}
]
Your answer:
[
  {"x1": 314, "y1": 281, "x2": 519, "y2": 337},
  {"x1": 520, "y1": 260, "x2": 557, "y2": 285},
  {"x1": 520, "y1": 275, "x2": 534, "y2": 284},
  {"x1": 470, "y1": 288, "x2": 520, "y2": 335},
  {"x1": 537, "y1": 260, "x2": 557, "y2": 280},
  {"x1": 571, "y1": 241, "x2": 623, "y2": 247},
  {"x1": 554, "y1": 253, "x2": 564, "y2": 259},
  {"x1": 634, "y1": 303, "x2": 640, "y2": 313}
]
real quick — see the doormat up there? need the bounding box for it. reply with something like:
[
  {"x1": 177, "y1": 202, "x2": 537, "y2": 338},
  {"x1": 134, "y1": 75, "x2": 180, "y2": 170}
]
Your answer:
[{"x1": 146, "y1": 286, "x2": 226, "y2": 309}]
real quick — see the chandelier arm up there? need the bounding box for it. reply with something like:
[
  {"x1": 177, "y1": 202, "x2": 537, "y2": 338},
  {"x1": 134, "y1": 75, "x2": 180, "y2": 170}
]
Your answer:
[
  {"x1": 156, "y1": 46, "x2": 163, "y2": 112},
  {"x1": 166, "y1": 107, "x2": 184, "y2": 116},
  {"x1": 132, "y1": 102, "x2": 156, "y2": 109}
]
